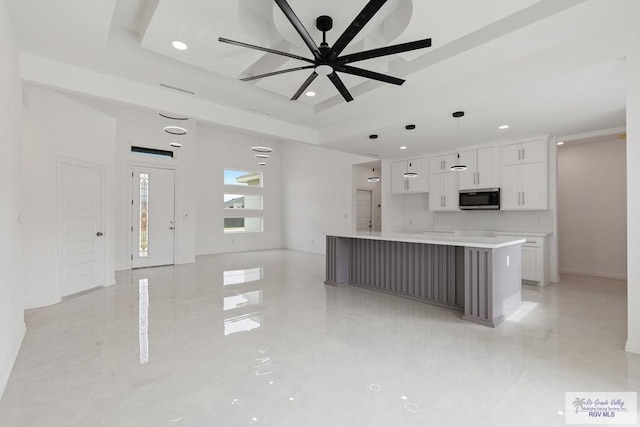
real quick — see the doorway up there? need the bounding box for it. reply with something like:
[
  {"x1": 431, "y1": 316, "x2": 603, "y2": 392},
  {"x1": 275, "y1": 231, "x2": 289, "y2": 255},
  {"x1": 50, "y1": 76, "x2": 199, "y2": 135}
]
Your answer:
[
  {"x1": 58, "y1": 159, "x2": 105, "y2": 296},
  {"x1": 132, "y1": 166, "x2": 176, "y2": 268},
  {"x1": 356, "y1": 189, "x2": 373, "y2": 231}
]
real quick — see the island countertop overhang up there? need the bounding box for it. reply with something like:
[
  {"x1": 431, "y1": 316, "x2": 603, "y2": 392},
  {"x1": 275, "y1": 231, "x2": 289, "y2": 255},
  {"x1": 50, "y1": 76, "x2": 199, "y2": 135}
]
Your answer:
[{"x1": 326, "y1": 232, "x2": 526, "y2": 249}]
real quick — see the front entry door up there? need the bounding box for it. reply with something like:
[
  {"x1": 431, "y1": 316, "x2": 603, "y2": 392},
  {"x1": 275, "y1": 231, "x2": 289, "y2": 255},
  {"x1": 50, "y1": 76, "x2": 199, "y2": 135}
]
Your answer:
[
  {"x1": 132, "y1": 166, "x2": 175, "y2": 268},
  {"x1": 58, "y1": 159, "x2": 105, "y2": 296}
]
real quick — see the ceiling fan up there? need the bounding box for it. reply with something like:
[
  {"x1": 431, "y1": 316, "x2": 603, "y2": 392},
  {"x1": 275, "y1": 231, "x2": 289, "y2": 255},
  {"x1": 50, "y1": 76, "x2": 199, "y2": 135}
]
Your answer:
[{"x1": 219, "y1": 0, "x2": 432, "y2": 102}]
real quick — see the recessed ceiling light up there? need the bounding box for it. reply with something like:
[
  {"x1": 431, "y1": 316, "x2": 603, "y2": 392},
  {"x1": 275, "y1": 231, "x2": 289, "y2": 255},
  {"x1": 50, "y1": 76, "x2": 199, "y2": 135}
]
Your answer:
[
  {"x1": 557, "y1": 141, "x2": 564, "y2": 146},
  {"x1": 172, "y1": 41, "x2": 188, "y2": 51},
  {"x1": 400, "y1": 146, "x2": 407, "y2": 150},
  {"x1": 305, "y1": 91, "x2": 316, "y2": 97},
  {"x1": 498, "y1": 125, "x2": 509, "y2": 130}
]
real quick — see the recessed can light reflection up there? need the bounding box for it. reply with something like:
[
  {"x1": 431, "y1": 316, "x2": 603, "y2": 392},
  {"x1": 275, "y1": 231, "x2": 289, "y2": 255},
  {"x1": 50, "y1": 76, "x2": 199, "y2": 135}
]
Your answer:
[{"x1": 369, "y1": 384, "x2": 382, "y2": 392}]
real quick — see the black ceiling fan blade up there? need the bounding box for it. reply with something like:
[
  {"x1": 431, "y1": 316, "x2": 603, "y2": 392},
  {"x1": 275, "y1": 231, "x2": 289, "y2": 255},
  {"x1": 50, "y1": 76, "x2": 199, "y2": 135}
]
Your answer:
[
  {"x1": 335, "y1": 38, "x2": 432, "y2": 65},
  {"x1": 291, "y1": 72, "x2": 319, "y2": 100},
  {"x1": 274, "y1": 0, "x2": 322, "y2": 61},
  {"x1": 241, "y1": 65, "x2": 316, "y2": 82},
  {"x1": 327, "y1": 0, "x2": 388, "y2": 61},
  {"x1": 327, "y1": 72, "x2": 354, "y2": 102},
  {"x1": 337, "y1": 65, "x2": 404, "y2": 85},
  {"x1": 219, "y1": 37, "x2": 315, "y2": 64}
]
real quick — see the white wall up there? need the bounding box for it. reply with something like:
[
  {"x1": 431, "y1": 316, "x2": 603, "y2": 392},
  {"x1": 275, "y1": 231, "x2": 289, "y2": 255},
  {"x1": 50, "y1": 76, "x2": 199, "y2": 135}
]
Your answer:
[
  {"x1": 281, "y1": 141, "x2": 371, "y2": 254},
  {"x1": 626, "y1": 28, "x2": 640, "y2": 355},
  {"x1": 21, "y1": 87, "x2": 117, "y2": 308},
  {"x1": 196, "y1": 125, "x2": 282, "y2": 255},
  {"x1": 114, "y1": 106, "x2": 197, "y2": 269},
  {"x1": 557, "y1": 139, "x2": 627, "y2": 279},
  {"x1": 352, "y1": 164, "x2": 382, "y2": 232},
  {"x1": 0, "y1": 0, "x2": 25, "y2": 397}
]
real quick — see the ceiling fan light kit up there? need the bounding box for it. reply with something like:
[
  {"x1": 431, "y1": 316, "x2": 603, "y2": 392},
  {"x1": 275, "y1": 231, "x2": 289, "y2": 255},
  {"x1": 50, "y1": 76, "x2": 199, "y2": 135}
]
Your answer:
[{"x1": 219, "y1": 0, "x2": 432, "y2": 102}]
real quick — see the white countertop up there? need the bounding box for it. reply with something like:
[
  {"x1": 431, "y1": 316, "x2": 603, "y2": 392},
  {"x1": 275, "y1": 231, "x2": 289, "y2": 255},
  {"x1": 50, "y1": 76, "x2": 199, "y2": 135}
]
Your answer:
[
  {"x1": 422, "y1": 229, "x2": 551, "y2": 238},
  {"x1": 329, "y1": 232, "x2": 526, "y2": 249}
]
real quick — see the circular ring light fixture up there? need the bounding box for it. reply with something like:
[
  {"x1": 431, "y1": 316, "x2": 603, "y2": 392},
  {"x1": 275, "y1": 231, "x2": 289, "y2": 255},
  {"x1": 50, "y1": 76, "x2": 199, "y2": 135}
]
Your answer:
[
  {"x1": 165, "y1": 125, "x2": 188, "y2": 135},
  {"x1": 258, "y1": 162, "x2": 267, "y2": 166},
  {"x1": 170, "y1": 142, "x2": 183, "y2": 148},
  {"x1": 251, "y1": 146, "x2": 273, "y2": 153},
  {"x1": 158, "y1": 112, "x2": 189, "y2": 120},
  {"x1": 255, "y1": 154, "x2": 270, "y2": 159}
]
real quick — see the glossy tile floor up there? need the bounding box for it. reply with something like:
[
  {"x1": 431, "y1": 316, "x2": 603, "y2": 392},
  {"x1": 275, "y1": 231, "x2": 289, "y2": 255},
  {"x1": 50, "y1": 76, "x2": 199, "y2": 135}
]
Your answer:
[{"x1": 1, "y1": 250, "x2": 639, "y2": 426}]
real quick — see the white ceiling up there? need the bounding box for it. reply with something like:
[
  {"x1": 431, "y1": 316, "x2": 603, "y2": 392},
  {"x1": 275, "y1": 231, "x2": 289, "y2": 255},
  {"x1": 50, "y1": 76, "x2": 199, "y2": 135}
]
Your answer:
[{"x1": 7, "y1": 0, "x2": 636, "y2": 158}]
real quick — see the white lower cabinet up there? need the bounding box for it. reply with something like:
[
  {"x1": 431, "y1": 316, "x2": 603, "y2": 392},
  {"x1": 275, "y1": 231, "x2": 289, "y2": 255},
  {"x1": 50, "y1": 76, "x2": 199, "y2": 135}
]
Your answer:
[
  {"x1": 429, "y1": 172, "x2": 458, "y2": 211},
  {"x1": 495, "y1": 233, "x2": 547, "y2": 285},
  {"x1": 521, "y1": 246, "x2": 540, "y2": 282}
]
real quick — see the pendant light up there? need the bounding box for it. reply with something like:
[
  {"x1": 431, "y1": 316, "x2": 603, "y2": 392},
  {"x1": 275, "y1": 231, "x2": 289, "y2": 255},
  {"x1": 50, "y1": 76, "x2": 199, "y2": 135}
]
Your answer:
[
  {"x1": 450, "y1": 111, "x2": 467, "y2": 171},
  {"x1": 367, "y1": 134, "x2": 381, "y2": 182},
  {"x1": 403, "y1": 124, "x2": 418, "y2": 178},
  {"x1": 160, "y1": 112, "x2": 189, "y2": 149},
  {"x1": 367, "y1": 168, "x2": 380, "y2": 183}
]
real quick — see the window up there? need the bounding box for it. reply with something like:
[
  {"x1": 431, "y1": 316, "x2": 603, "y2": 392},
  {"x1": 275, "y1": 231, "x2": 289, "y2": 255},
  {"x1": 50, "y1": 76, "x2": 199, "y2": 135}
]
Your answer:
[
  {"x1": 223, "y1": 217, "x2": 263, "y2": 233},
  {"x1": 224, "y1": 194, "x2": 263, "y2": 210},
  {"x1": 224, "y1": 169, "x2": 262, "y2": 187},
  {"x1": 224, "y1": 169, "x2": 264, "y2": 234}
]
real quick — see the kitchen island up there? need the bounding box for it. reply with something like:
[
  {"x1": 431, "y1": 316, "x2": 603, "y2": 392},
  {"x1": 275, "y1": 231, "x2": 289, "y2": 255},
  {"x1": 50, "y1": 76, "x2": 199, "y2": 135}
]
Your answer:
[{"x1": 325, "y1": 232, "x2": 526, "y2": 327}]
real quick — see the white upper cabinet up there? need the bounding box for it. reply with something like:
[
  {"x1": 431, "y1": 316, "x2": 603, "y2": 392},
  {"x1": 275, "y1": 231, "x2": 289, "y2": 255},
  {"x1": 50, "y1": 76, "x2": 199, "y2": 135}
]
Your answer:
[
  {"x1": 429, "y1": 171, "x2": 459, "y2": 211},
  {"x1": 391, "y1": 157, "x2": 428, "y2": 194},
  {"x1": 457, "y1": 146, "x2": 498, "y2": 190},
  {"x1": 429, "y1": 154, "x2": 458, "y2": 173},
  {"x1": 500, "y1": 140, "x2": 547, "y2": 210},
  {"x1": 501, "y1": 140, "x2": 546, "y2": 165}
]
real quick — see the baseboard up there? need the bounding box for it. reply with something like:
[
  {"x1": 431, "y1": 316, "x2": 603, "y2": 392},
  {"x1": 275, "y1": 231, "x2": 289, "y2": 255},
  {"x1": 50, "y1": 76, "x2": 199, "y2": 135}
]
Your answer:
[
  {"x1": 0, "y1": 322, "x2": 26, "y2": 399},
  {"x1": 625, "y1": 340, "x2": 640, "y2": 356},
  {"x1": 559, "y1": 268, "x2": 627, "y2": 281}
]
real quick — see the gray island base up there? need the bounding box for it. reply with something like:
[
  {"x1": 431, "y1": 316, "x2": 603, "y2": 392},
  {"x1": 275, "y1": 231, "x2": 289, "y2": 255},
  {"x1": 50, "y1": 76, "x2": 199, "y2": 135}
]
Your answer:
[{"x1": 325, "y1": 233, "x2": 525, "y2": 327}]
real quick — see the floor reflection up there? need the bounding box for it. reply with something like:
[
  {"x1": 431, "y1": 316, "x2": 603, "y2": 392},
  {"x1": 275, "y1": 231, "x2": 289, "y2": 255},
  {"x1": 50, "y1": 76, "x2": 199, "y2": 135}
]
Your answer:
[
  {"x1": 223, "y1": 290, "x2": 262, "y2": 311},
  {"x1": 138, "y1": 278, "x2": 149, "y2": 364},
  {"x1": 223, "y1": 267, "x2": 263, "y2": 286},
  {"x1": 224, "y1": 312, "x2": 263, "y2": 336}
]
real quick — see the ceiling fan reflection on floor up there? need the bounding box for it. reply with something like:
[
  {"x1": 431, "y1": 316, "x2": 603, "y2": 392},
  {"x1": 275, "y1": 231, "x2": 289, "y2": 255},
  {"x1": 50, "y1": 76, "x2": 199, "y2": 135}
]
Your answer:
[{"x1": 219, "y1": 0, "x2": 432, "y2": 102}]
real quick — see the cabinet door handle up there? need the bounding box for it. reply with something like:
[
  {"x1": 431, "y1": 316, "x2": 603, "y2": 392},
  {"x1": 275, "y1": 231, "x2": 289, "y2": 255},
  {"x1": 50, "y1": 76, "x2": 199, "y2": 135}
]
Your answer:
[
  {"x1": 476, "y1": 172, "x2": 480, "y2": 185},
  {"x1": 522, "y1": 192, "x2": 525, "y2": 205},
  {"x1": 443, "y1": 195, "x2": 446, "y2": 207},
  {"x1": 522, "y1": 149, "x2": 525, "y2": 160}
]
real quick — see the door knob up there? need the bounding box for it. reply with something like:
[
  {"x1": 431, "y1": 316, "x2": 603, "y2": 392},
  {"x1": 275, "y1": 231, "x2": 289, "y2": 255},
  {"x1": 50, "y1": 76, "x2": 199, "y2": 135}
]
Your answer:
[{"x1": 96, "y1": 232, "x2": 104, "y2": 237}]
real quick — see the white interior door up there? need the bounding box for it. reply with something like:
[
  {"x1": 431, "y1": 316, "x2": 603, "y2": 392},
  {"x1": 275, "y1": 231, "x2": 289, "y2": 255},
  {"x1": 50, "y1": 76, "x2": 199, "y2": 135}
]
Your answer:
[
  {"x1": 356, "y1": 189, "x2": 373, "y2": 231},
  {"x1": 132, "y1": 166, "x2": 175, "y2": 268},
  {"x1": 58, "y1": 160, "x2": 104, "y2": 296}
]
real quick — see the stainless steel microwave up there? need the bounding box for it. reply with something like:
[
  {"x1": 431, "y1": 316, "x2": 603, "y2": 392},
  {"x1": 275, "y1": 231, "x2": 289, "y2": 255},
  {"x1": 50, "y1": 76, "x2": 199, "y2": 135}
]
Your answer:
[{"x1": 459, "y1": 188, "x2": 500, "y2": 210}]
